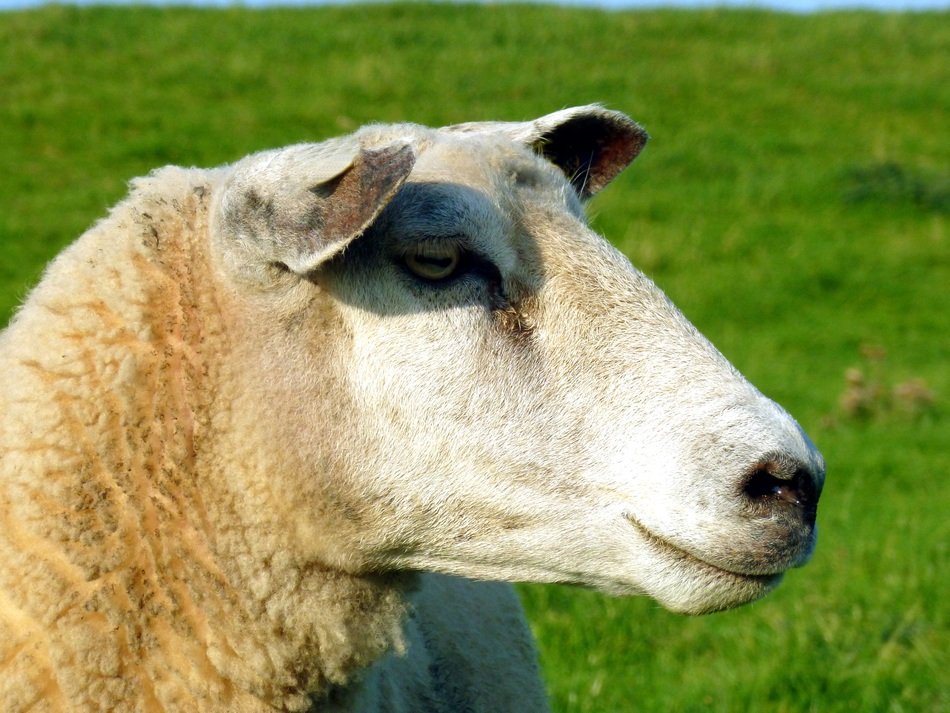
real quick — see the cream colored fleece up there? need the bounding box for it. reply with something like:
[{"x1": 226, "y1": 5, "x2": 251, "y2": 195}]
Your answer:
[{"x1": 0, "y1": 170, "x2": 419, "y2": 711}]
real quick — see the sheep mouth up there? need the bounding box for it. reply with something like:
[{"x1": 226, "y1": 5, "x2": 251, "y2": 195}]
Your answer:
[{"x1": 623, "y1": 512, "x2": 781, "y2": 585}]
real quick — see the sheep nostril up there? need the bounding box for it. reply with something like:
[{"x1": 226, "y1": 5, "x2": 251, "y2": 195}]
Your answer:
[
  {"x1": 744, "y1": 467, "x2": 789, "y2": 501},
  {"x1": 743, "y1": 462, "x2": 818, "y2": 521}
]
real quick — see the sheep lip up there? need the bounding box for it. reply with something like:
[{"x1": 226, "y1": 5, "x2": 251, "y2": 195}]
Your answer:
[{"x1": 622, "y1": 512, "x2": 778, "y2": 583}]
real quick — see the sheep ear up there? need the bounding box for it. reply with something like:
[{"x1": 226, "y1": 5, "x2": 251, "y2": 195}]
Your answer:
[
  {"x1": 527, "y1": 106, "x2": 648, "y2": 199},
  {"x1": 215, "y1": 140, "x2": 416, "y2": 282},
  {"x1": 448, "y1": 105, "x2": 647, "y2": 199}
]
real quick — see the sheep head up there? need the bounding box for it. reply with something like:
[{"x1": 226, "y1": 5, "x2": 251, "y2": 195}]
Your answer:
[{"x1": 209, "y1": 106, "x2": 824, "y2": 616}]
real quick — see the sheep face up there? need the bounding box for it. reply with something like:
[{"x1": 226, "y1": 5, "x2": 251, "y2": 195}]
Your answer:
[{"x1": 212, "y1": 107, "x2": 825, "y2": 615}]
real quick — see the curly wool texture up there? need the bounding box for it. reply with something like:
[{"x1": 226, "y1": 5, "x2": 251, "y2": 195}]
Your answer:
[{"x1": 0, "y1": 169, "x2": 409, "y2": 712}]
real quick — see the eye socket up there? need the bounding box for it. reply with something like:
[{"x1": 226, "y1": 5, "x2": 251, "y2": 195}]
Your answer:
[{"x1": 404, "y1": 243, "x2": 462, "y2": 281}]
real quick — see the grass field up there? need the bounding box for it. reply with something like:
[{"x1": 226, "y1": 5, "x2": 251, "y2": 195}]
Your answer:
[{"x1": 1, "y1": 4, "x2": 947, "y2": 711}]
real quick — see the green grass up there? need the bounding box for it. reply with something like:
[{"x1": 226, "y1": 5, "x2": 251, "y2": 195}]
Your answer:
[{"x1": 1, "y1": 4, "x2": 947, "y2": 711}]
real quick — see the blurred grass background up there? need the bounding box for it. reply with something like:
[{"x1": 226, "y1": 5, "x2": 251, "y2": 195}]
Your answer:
[{"x1": 1, "y1": 4, "x2": 946, "y2": 711}]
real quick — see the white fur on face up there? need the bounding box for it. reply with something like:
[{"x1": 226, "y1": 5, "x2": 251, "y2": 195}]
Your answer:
[{"x1": 290, "y1": 130, "x2": 825, "y2": 615}]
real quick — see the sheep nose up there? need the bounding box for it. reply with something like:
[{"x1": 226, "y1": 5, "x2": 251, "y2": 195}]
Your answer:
[{"x1": 741, "y1": 455, "x2": 822, "y2": 525}]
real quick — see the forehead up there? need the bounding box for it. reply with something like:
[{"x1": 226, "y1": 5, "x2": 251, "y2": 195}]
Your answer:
[
  {"x1": 415, "y1": 131, "x2": 552, "y2": 190},
  {"x1": 359, "y1": 121, "x2": 579, "y2": 204}
]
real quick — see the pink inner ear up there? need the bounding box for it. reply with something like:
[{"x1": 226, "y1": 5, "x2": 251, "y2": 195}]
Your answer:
[
  {"x1": 320, "y1": 144, "x2": 416, "y2": 245},
  {"x1": 536, "y1": 113, "x2": 647, "y2": 198},
  {"x1": 293, "y1": 143, "x2": 416, "y2": 272}
]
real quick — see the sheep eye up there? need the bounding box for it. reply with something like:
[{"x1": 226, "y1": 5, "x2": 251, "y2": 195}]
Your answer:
[{"x1": 404, "y1": 243, "x2": 462, "y2": 281}]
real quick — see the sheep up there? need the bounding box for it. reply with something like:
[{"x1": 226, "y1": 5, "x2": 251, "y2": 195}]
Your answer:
[{"x1": 0, "y1": 105, "x2": 825, "y2": 712}]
